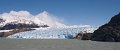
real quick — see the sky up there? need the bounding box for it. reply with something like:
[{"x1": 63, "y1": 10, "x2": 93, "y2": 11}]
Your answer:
[{"x1": 0, "y1": 0, "x2": 120, "y2": 26}]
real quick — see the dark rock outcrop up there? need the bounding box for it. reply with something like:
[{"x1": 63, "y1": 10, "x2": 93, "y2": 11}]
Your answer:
[
  {"x1": 74, "y1": 33, "x2": 83, "y2": 39},
  {"x1": 0, "y1": 18, "x2": 5, "y2": 23},
  {"x1": 74, "y1": 33, "x2": 92, "y2": 40},
  {"x1": 91, "y1": 13, "x2": 120, "y2": 42},
  {"x1": 81, "y1": 33, "x2": 92, "y2": 40}
]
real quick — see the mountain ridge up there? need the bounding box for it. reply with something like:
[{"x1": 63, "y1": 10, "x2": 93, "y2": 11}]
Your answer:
[{"x1": 0, "y1": 11, "x2": 65, "y2": 28}]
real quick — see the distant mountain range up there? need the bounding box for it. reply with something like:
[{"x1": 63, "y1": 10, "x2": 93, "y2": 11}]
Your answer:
[{"x1": 0, "y1": 11, "x2": 66, "y2": 28}]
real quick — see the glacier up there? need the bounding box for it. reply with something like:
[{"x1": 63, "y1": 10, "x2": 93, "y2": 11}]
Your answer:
[
  {"x1": 0, "y1": 10, "x2": 97, "y2": 39},
  {"x1": 8, "y1": 25, "x2": 97, "y2": 39}
]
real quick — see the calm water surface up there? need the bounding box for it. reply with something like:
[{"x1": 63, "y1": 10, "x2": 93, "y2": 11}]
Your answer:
[{"x1": 0, "y1": 38, "x2": 120, "y2": 50}]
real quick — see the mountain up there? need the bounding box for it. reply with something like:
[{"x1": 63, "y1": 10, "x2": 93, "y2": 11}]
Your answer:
[
  {"x1": 91, "y1": 13, "x2": 120, "y2": 42},
  {"x1": 0, "y1": 11, "x2": 65, "y2": 29},
  {"x1": 0, "y1": 11, "x2": 97, "y2": 39}
]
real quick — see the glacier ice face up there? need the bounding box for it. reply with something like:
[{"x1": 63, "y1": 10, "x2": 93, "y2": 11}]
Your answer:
[{"x1": 8, "y1": 25, "x2": 97, "y2": 39}]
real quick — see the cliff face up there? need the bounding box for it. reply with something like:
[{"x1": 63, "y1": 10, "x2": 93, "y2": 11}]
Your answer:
[{"x1": 91, "y1": 13, "x2": 120, "y2": 42}]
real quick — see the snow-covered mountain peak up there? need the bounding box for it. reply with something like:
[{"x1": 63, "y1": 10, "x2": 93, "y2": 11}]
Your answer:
[
  {"x1": 36, "y1": 11, "x2": 66, "y2": 27},
  {"x1": 9, "y1": 11, "x2": 31, "y2": 17},
  {"x1": 0, "y1": 11, "x2": 66, "y2": 27},
  {"x1": 40, "y1": 11, "x2": 49, "y2": 16}
]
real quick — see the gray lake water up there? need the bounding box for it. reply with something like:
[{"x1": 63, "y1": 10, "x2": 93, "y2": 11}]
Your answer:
[{"x1": 0, "y1": 39, "x2": 120, "y2": 50}]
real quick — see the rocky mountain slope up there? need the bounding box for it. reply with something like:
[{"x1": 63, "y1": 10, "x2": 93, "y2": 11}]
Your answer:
[{"x1": 91, "y1": 13, "x2": 120, "y2": 42}]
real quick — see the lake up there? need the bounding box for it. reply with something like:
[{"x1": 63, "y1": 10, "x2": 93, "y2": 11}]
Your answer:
[{"x1": 0, "y1": 38, "x2": 120, "y2": 50}]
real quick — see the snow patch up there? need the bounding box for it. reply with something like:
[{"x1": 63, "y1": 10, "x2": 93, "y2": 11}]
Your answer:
[{"x1": 0, "y1": 30, "x2": 12, "y2": 32}]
